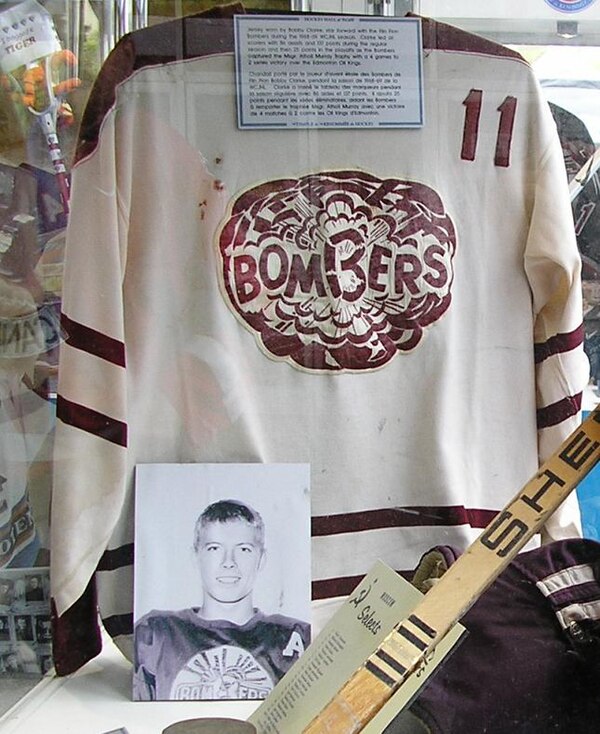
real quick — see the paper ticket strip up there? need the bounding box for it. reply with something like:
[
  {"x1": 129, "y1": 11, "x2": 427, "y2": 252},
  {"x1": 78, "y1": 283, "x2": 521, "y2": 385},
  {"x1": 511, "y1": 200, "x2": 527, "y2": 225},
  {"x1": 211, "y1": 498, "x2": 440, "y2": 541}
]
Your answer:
[{"x1": 251, "y1": 406, "x2": 600, "y2": 734}]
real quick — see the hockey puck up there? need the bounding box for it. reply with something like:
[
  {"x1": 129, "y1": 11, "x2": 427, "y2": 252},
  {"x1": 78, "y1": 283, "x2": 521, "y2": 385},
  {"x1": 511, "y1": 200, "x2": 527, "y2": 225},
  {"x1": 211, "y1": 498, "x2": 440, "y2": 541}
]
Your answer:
[{"x1": 162, "y1": 719, "x2": 256, "y2": 734}]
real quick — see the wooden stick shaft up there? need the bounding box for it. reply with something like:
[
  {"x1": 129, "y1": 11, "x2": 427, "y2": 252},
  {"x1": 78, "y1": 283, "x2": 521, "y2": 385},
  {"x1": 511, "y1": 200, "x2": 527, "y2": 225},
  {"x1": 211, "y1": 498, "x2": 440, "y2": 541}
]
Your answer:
[
  {"x1": 570, "y1": 146, "x2": 600, "y2": 202},
  {"x1": 304, "y1": 407, "x2": 600, "y2": 733}
]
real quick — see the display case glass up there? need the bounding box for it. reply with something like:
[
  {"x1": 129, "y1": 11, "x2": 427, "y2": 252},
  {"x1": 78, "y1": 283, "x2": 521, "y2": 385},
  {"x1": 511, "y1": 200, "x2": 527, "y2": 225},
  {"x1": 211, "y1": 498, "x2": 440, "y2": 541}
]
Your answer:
[{"x1": 0, "y1": 1, "x2": 599, "y2": 731}]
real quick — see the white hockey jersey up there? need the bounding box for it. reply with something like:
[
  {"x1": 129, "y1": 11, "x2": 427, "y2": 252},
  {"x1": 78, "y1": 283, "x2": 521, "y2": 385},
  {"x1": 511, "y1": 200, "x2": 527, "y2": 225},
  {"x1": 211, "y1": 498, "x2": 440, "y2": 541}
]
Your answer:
[{"x1": 50, "y1": 7, "x2": 589, "y2": 667}]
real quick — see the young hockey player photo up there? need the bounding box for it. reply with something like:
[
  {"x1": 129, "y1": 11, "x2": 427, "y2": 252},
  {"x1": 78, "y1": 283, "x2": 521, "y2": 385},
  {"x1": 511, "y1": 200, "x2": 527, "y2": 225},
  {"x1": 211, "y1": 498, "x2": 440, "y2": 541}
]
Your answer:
[{"x1": 132, "y1": 463, "x2": 311, "y2": 701}]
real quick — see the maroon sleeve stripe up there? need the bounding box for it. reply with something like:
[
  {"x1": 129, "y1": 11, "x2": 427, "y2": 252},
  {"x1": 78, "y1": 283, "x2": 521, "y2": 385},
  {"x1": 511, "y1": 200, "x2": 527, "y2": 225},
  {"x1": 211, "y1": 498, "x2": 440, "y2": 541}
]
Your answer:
[
  {"x1": 57, "y1": 395, "x2": 127, "y2": 447},
  {"x1": 537, "y1": 393, "x2": 583, "y2": 429},
  {"x1": 311, "y1": 506, "x2": 497, "y2": 537},
  {"x1": 534, "y1": 324, "x2": 585, "y2": 364},
  {"x1": 92, "y1": 506, "x2": 490, "y2": 571},
  {"x1": 312, "y1": 574, "x2": 365, "y2": 600},
  {"x1": 313, "y1": 571, "x2": 413, "y2": 600},
  {"x1": 98, "y1": 573, "x2": 404, "y2": 608},
  {"x1": 101, "y1": 612, "x2": 133, "y2": 638},
  {"x1": 97, "y1": 543, "x2": 134, "y2": 572},
  {"x1": 61, "y1": 313, "x2": 126, "y2": 367}
]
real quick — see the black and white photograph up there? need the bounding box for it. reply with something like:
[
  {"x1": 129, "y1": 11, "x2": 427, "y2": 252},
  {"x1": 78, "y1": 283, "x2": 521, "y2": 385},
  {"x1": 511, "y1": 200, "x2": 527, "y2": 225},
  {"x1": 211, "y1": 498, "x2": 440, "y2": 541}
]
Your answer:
[
  {"x1": 12, "y1": 577, "x2": 27, "y2": 606},
  {"x1": 25, "y1": 576, "x2": 45, "y2": 603},
  {"x1": 0, "y1": 567, "x2": 52, "y2": 678},
  {"x1": 1, "y1": 651, "x2": 22, "y2": 675},
  {"x1": 0, "y1": 614, "x2": 9, "y2": 641},
  {"x1": 35, "y1": 615, "x2": 52, "y2": 643},
  {"x1": 0, "y1": 578, "x2": 14, "y2": 607},
  {"x1": 133, "y1": 463, "x2": 311, "y2": 702},
  {"x1": 0, "y1": 568, "x2": 50, "y2": 610},
  {"x1": 14, "y1": 615, "x2": 34, "y2": 642}
]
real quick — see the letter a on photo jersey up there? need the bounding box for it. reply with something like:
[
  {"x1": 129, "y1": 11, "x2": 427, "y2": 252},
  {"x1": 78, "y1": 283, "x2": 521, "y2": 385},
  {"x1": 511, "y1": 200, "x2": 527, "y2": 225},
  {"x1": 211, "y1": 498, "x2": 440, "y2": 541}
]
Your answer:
[{"x1": 282, "y1": 630, "x2": 306, "y2": 658}]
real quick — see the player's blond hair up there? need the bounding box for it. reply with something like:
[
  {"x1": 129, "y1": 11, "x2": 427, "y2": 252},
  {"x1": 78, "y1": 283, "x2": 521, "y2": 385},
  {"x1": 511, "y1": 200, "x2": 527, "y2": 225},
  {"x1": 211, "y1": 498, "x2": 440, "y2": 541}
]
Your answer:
[{"x1": 193, "y1": 499, "x2": 265, "y2": 552}]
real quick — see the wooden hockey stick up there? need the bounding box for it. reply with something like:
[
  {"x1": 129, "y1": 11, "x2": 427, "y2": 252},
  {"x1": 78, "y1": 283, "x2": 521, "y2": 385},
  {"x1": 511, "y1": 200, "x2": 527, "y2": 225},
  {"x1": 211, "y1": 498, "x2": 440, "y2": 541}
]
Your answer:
[
  {"x1": 569, "y1": 145, "x2": 600, "y2": 203},
  {"x1": 304, "y1": 405, "x2": 600, "y2": 733}
]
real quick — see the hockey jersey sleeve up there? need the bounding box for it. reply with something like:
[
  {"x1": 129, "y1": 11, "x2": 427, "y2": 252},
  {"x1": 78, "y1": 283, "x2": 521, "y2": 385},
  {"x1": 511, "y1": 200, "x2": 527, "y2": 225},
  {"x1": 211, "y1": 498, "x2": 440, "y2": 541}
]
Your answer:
[
  {"x1": 51, "y1": 100, "x2": 132, "y2": 621},
  {"x1": 525, "y1": 107, "x2": 590, "y2": 541}
]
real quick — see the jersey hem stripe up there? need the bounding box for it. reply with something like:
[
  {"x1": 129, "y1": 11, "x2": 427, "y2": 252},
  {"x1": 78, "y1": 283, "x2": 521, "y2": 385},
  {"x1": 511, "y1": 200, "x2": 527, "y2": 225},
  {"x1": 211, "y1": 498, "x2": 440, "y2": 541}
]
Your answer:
[
  {"x1": 311, "y1": 506, "x2": 498, "y2": 536},
  {"x1": 102, "y1": 612, "x2": 134, "y2": 638},
  {"x1": 97, "y1": 543, "x2": 135, "y2": 571}
]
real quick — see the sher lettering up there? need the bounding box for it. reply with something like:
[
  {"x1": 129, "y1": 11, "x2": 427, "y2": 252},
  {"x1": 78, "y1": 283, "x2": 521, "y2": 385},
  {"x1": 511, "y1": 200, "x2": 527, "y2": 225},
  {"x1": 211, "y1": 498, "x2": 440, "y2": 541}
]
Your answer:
[
  {"x1": 520, "y1": 469, "x2": 565, "y2": 513},
  {"x1": 559, "y1": 429, "x2": 600, "y2": 470},
  {"x1": 480, "y1": 510, "x2": 528, "y2": 558}
]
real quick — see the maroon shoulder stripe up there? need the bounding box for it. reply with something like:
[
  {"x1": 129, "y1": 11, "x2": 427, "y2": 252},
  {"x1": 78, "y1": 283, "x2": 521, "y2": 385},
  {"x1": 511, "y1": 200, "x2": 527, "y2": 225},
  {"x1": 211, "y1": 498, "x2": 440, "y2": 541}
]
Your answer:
[
  {"x1": 537, "y1": 392, "x2": 582, "y2": 429},
  {"x1": 57, "y1": 395, "x2": 127, "y2": 447},
  {"x1": 75, "y1": 8, "x2": 523, "y2": 167},
  {"x1": 74, "y1": 5, "x2": 243, "y2": 164},
  {"x1": 417, "y1": 15, "x2": 523, "y2": 60},
  {"x1": 534, "y1": 324, "x2": 585, "y2": 364},
  {"x1": 312, "y1": 506, "x2": 497, "y2": 537},
  {"x1": 61, "y1": 313, "x2": 125, "y2": 367}
]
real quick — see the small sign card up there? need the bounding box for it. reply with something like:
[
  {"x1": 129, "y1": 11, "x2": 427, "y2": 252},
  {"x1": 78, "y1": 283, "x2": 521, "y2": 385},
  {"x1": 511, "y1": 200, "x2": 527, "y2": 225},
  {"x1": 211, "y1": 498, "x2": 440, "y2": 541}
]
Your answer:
[
  {"x1": 234, "y1": 15, "x2": 423, "y2": 129},
  {"x1": 0, "y1": 0, "x2": 61, "y2": 74},
  {"x1": 133, "y1": 463, "x2": 311, "y2": 702},
  {"x1": 249, "y1": 560, "x2": 465, "y2": 733}
]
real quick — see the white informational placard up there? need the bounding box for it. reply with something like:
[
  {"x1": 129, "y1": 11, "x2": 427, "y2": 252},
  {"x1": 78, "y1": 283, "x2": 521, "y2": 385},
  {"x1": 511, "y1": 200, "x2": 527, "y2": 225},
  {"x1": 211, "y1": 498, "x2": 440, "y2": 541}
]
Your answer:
[{"x1": 234, "y1": 15, "x2": 423, "y2": 129}]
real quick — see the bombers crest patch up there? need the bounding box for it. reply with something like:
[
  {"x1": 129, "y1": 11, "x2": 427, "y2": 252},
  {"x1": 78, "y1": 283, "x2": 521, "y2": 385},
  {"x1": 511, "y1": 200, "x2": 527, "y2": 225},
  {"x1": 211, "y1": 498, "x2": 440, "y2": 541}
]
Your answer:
[
  {"x1": 217, "y1": 171, "x2": 457, "y2": 372},
  {"x1": 170, "y1": 644, "x2": 274, "y2": 700}
]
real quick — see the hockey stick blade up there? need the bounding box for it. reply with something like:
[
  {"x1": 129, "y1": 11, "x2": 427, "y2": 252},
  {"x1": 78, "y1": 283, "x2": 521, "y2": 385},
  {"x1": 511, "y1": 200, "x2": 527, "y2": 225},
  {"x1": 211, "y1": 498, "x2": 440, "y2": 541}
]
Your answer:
[
  {"x1": 304, "y1": 405, "x2": 600, "y2": 733},
  {"x1": 570, "y1": 145, "x2": 600, "y2": 203}
]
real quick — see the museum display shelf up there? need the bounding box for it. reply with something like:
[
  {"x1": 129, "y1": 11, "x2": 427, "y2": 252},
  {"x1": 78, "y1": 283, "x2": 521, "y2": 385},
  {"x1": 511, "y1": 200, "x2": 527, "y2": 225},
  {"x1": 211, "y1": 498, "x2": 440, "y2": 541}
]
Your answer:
[{"x1": 0, "y1": 631, "x2": 259, "y2": 734}]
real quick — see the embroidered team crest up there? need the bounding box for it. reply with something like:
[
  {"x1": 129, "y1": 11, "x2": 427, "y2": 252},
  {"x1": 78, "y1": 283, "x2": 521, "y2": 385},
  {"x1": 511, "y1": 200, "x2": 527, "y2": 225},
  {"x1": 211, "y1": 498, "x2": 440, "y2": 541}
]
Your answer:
[
  {"x1": 170, "y1": 644, "x2": 274, "y2": 700},
  {"x1": 218, "y1": 171, "x2": 457, "y2": 372}
]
